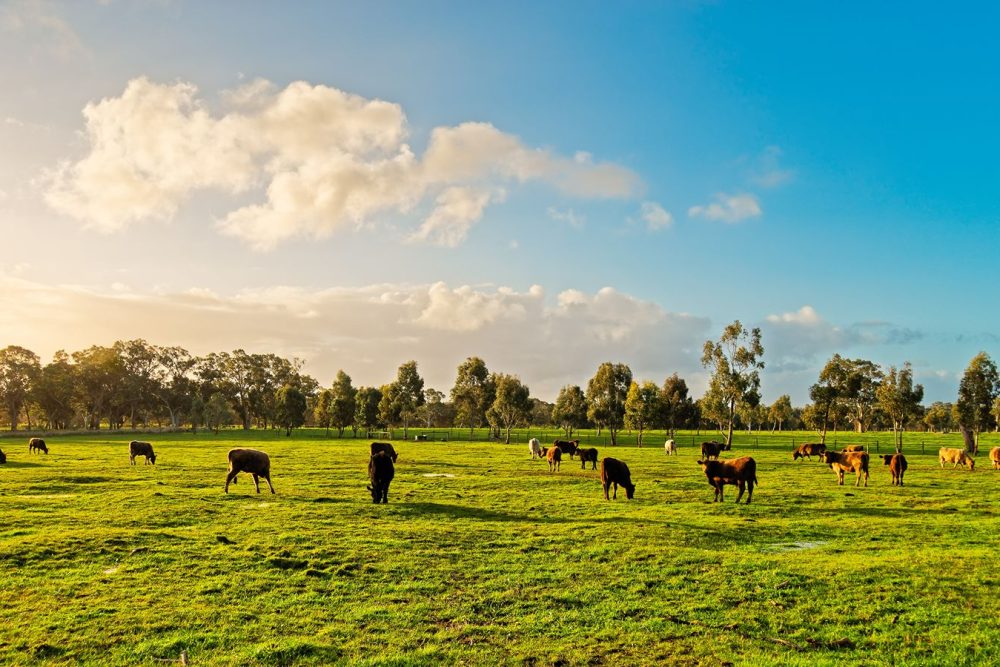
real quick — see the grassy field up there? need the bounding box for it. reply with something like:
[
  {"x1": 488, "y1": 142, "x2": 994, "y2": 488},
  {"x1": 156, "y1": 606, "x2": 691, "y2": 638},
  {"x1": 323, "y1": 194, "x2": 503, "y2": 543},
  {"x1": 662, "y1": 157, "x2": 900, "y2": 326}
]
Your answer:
[{"x1": 1, "y1": 429, "x2": 999, "y2": 666}]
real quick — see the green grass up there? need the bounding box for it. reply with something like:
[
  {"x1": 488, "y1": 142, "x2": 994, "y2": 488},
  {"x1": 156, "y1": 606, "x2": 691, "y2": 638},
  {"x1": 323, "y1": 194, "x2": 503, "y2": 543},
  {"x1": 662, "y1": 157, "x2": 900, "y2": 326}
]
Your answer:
[{"x1": 1, "y1": 430, "x2": 998, "y2": 666}]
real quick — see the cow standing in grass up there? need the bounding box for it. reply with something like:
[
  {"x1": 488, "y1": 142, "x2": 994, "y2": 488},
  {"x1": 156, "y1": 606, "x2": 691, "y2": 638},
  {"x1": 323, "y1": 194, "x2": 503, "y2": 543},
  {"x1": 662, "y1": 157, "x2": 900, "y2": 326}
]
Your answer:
[
  {"x1": 882, "y1": 453, "x2": 907, "y2": 486},
  {"x1": 368, "y1": 451, "x2": 395, "y2": 504},
  {"x1": 697, "y1": 457, "x2": 757, "y2": 504},
  {"x1": 792, "y1": 443, "x2": 826, "y2": 461},
  {"x1": 577, "y1": 447, "x2": 598, "y2": 470},
  {"x1": 820, "y1": 450, "x2": 869, "y2": 487},
  {"x1": 370, "y1": 442, "x2": 398, "y2": 463},
  {"x1": 599, "y1": 457, "x2": 635, "y2": 500},
  {"x1": 664, "y1": 439, "x2": 677, "y2": 456},
  {"x1": 939, "y1": 447, "x2": 974, "y2": 471},
  {"x1": 991, "y1": 447, "x2": 1000, "y2": 470},
  {"x1": 128, "y1": 441, "x2": 156, "y2": 465},
  {"x1": 700, "y1": 441, "x2": 729, "y2": 460},
  {"x1": 547, "y1": 446, "x2": 562, "y2": 473},
  {"x1": 28, "y1": 438, "x2": 47, "y2": 454},
  {"x1": 225, "y1": 449, "x2": 276, "y2": 494},
  {"x1": 528, "y1": 438, "x2": 543, "y2": 459}
]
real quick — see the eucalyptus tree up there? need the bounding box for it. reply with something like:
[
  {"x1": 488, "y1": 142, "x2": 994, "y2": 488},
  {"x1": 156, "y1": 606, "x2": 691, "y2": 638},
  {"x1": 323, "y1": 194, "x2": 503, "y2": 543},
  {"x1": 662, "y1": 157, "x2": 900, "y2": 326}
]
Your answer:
[
  {"x1": 354, "y1": 386, "x2": 382, "y2": 436},
  {"x1": 701, "y1": 321, "x2": 764, "y2": 446},
  {"x1": 451, "y1": 357, "x2": 493, "y2": 436},
  {"x1": 876, "y1": 362, "x2": 924, "y2": 452},
  {"x1": 624, "y1": 380, "x2": 662, "y2": 447},
  {"x1": 767, "y1": 394, "x2": 793, "y2": 432},
  {"x1": 552, "y1": 385, "x2": 588, "y2": 437},
  {"x1": 274, "y1": 384, "x2": 307, "y2": 436},
  {"x1": 586, "y1": 362, "x2": 632, "y2": 445},
  {"x1": 955, "y1": 352, "x2": 999, "y2": 452},
  {"x1": 660, "y1": 373, "x2": 695, "y2": 436},
  {"x1": 487, "y1": 373, "x2": 532, "y2": 444},
  {"x1": 329, "y1": 370, "x2": 357, "y2": 437},
  {"x1": 0, "y1": 345, "x2": 40, "y2": 430},
  {"x1": 34, "y1": 351, "x2": 77, "y2": 429},
  {"x1": 380, "y1": 361, "x2": 424, "y2": 439}
]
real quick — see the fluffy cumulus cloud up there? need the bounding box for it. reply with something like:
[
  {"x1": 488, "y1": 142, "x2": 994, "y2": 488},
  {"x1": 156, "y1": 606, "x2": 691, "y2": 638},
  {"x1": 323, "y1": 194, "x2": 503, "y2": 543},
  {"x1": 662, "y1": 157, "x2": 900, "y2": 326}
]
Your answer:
[
  {"x1": 688, "y1": 193, "x2": 761, "y2": 223},
  {"x1": 44, "y1": 78, "x2": 642, "y2": 250},
  {"x1": 0, "y1": 273, "x2": 710, "y2": 399},
  {"x1": 639, "y1": 200, "x2": 673, "y2": 230}
]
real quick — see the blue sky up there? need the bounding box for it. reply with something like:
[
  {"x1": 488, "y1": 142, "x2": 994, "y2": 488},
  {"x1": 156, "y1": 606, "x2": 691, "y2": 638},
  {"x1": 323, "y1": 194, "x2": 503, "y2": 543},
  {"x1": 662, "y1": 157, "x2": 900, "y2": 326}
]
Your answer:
[{"x1": 0, "y1": 1, "x2": 996, "y2": 402}]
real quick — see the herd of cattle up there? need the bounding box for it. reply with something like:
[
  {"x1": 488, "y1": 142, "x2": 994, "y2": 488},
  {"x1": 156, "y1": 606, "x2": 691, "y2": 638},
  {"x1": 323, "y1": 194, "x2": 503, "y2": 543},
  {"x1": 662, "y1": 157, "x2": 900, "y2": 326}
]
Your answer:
[{"x1": 1, "y1": 434, "x2": 998, "y2": 506}]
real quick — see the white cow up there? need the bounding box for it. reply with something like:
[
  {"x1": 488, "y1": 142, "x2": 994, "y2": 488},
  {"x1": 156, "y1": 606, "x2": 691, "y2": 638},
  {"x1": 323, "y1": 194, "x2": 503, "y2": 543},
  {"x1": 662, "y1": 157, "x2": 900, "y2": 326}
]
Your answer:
[
  {"x1": 528, "y1": 438, "x2": 543, "y2": 459},
  {"x1": 664, "y1": 439, "x2": 677, "y2": 456}
]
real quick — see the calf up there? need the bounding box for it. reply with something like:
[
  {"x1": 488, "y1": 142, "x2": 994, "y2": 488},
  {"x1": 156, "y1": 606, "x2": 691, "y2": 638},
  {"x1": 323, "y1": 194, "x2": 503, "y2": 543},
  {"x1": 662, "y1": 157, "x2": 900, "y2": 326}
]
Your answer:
[
  {"x1": 792, "y1": 442, "x2": 826, "y2": 461},
  {"x1": 820, "y1": 450, "x2": 869, "y2": 487},
  {"x1": 599, "y1": 457, "x2": 635, "y2": 500},
  {"x1": 697, "y1": 456, "x2": 757, "y2": 504},
  {"x1": 28, "y1": 438, "x2": 48, "y2": 454},
  {"x1": 881, "y1": 453, "x2": 907, "y2": 486},
  {"x1": 577, "y1": 447, "x2": 599, "y2": 470},
  {"x1": 528, "y1": 438, "x2": 543, "y2": 459},
  {"x1": 368, "y1": 451, "x2": 395, "y2": 504},
  {"x1": 841, "y1": 445, "x2": 865, "y2": 453},
  {"x1": 370, "y1": 442, "x2": 398, "y2": 463},
  {"x1": 225, "y1": 448, "x2": 276, "y2": 494},
  {"x1": 547, "y1": 446, "x2": 562, "y2": 473},
  {"x1": 554, "y1": 439, "x2": 580, "y2": 459},
  {"x1": 700, "y1": 441, "x2": 729, "y2": 460},
  {"x1": 991, "y1": 446, "x2": 1000, "y2": 470},
  {"x1": 664, "y1": 439, "x2": 677, "y2": 456},
  {"x1": 939, "y1": 447, "x2": 974, "y2": 471},
  {"x1": 128, "y1": 440, "x2": 156, "y2": 465}
]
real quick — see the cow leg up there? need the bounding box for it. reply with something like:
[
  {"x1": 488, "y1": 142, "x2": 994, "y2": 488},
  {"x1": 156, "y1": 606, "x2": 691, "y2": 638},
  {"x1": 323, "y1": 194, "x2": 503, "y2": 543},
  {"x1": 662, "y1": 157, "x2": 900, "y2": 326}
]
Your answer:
[
  {"x1": 838, "y1": 471, "x2": 844, "y2": 485},
  {"x1": 735, "y1": 480, "x2": 745, "y2": 504},
  {"x1": 612, "y1": 483, "x2": 618, "y2": 499},
  {"x1": 381, "y1": 482, "x2": 389, "y2": 503},
  {"x1": 603, "y1": 482, "x2": 610, "y2": 501},
  {"x1": 591, "y1": 461, "x2": 597, "y2": 470},
  {"x1": 581, "y1": 459, "x2": 586, "y2": 470},
  {"x1": 252, "y1": 473, "x2": 261, "y2": 494},
  {"x1": 264, "y1": 474, "x2": 276, "y2": 494},
  {"x1": 746, "y1": 481, "x2": 753, "y2": 504},
  {"x1": 224, "y1": 470, "x2": 239, "y2": 493}
]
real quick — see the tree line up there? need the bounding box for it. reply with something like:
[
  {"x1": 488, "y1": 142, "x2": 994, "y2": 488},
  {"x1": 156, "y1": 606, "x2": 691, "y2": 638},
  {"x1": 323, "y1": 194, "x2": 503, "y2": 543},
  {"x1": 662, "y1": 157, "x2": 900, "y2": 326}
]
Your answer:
[{"x1": 0, "y1": 322, "x2": 997, "y2": 452}]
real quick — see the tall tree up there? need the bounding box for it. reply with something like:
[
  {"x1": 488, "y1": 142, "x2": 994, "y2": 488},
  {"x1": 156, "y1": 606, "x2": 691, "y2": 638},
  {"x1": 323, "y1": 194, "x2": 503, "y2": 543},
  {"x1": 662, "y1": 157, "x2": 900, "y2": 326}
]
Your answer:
[
  {"x1": 551, "y1": 385, "x2": 588, "y2": 437},
  {"x1": 204, "y1": 391, "x2": 235, "y2": 434},
  {"x1": 274, "y1": 384, "x2": 307, "y2": 436},
  {"x1": 624, "y1": 380, "x2": 662, "y2": 447},
  {"x1": 329, "y1": 370, "x2": 357, "y2": 437},
  {"x1": 876, "y1": 362, "x2": 924, "y2": 452},
  {"x1": 420, "y1": 388, "x2": 446, "y2": 428},
  {"x1": 354, "y1": 386, "x2": 382, "y2": 436},
  {"x1": 586, "y1": 362, "x2": 632, "y2": 446},
  {"x1": 152, "y1": 345, "x2": 196, "y2": 428},
  {"x1": 34, "y1": 351, "x2": 77, "y2": 430},
  {"x1": 314, "y1": 389, "x2": 333, "y2": 435},
  {"x1": 660, "y1": 373, "x2": 694, "y2": 436},
  {"x1": 451, "y1": 357, "x2": 493, "y2": 436},
  {"x1": 0, "y1": 345, "x2": 40, "y2": 430},
  {"x1": 701, "y1": 321, "x2": 765, "y2": 446},
  {"x1": 767, "y1": 394, "x2": 793, "y2": 432},
  {"x1": 923, "y1": 401, "x2": 954, "y2": 433},
  {"x1": 487, "y1": 373, "x2": 532, "y2": 444},
  {"x1": 72, "y1": 345, "x2": 125, "y2": 429},
  {"x1": 955, "y1": 352, "x2": 999, "y2": 453}
]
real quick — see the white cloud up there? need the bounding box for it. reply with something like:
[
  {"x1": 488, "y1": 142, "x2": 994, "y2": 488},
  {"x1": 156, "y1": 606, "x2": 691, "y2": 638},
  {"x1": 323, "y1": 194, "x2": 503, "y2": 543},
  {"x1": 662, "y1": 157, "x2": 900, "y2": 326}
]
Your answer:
[
  {"x1": 45, "y1": 78, "x2": 642, "y2": 250},
  {"x1": 547, "y1": 206, "x2": 585, "y2": 229},
  {"x1": 0, "y1": 273, "x2": 708, "y2": 399},
  {"x1": 640, "y1": 201, "x2": 673, "y2": 230},
  {"x1": 0, "y1": 0, "x2": 88, "y2": 61},
  {"x1": 750, "y1": 145, "x2": 795, "y2": 188},
  {"x1": 688, "y1": 193, "x2": 761, "y2": 223}
]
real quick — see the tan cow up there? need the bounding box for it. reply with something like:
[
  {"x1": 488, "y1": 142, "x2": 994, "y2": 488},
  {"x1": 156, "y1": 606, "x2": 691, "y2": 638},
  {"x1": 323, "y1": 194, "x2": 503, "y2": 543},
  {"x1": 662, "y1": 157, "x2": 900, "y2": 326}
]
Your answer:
[
  {"x1": 792, "y1": 442, "x2": 826, "y2": 461},
  {"x1": 820, "y1": 450, "x2": 869, "y2": 487},
  {"x1": 939, "y1": 447, "x2": 974, "y2": 471},
  {"x1": 547, "y1": 446, "x2": 562, "y2": 473},
  {"x1": 991, "y1": 446, "x2": 1000, "y2": 470},
  {"x1": 841, "y1": 445, "x2": 865, "y2": 453}
]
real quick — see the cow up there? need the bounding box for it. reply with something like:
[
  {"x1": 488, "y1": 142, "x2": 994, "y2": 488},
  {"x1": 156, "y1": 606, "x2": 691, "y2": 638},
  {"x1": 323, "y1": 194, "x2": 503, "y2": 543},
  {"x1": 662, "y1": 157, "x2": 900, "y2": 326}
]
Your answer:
[
  {"x1": 128, "y1": 441, "x2": 156, "y2": 465},
  {"x1": 225, "y1": 448, "x2": 275, "y2": 494},
  {"x1": 553, "y1": 439, "x2": 580, "y2": 459},
  {"x1": 528, "y1": 438, "x2": 543, "y2": 459},
  {"x1": 664, "y1": 439, "x2": 677, "y2": 456},
  {"x1": 792, "y1": 442, "x2": 826, "y2": 461},
  {"x1": 820, "y1": 450, "x2": 869, "y2": 487},
  {"x1": 881, "y1": 453, "x2": 907, "y2": 486},
  {"x1": 700, "y1": 441, "x2": 730, "y2": 460},
  {"x1": 370, "y1": 442, "x2": 398, "y2": 463},
  {"x1": 547, "y1": 446, "x2": 562, "y2": 473},
  {"x1": 368, "y1": 451, "x2": 395, "y2": 504},
  {"x1": 842, "y1": 445, "x2": 865, "y2": 453},
  {"x1": 939, "y1": 447, "x2": 975, "y2": 471},
  {"x1": 991, "y1": 446, "x2": 1000, "y2": 470},
  {"x1": 577, "y1": 447, "x2": 599, "y2": 470},
  {"x1": 599, "y1": 457, "x2": 635, "y2": 500},
  {"x1": 28, "y1": 438, "x2": 48, "y2": 454},
  {"x1": 697, "y1": 456, "x2": 757, "y2": 504},
  {"x1": 0, "y1": 448, "x2": 5, "y2": 464}
]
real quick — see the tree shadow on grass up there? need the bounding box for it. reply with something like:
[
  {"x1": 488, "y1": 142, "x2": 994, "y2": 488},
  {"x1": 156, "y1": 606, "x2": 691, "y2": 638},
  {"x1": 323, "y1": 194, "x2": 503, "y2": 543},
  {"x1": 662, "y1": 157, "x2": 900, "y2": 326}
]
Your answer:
[
  {"x1": 1, "y1": 461, "x2": 45, "y2": 468},
  {"x1": 809, "y1": 505, "x2": 953, "y2": 518}
]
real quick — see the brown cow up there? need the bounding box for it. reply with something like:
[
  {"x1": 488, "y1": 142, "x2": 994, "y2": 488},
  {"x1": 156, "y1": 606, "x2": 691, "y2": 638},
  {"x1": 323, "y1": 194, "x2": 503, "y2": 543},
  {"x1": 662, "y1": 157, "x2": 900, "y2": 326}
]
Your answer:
[
  {"x1": 820, "y1": 450, "x2": 869, "y2": 487},
  {"x1": 554, "y1": 439, "x2": 580, "y2": 459},
  {"x1": 577, "y1": 447, "x2": 598, "y2": 470},
  {"x1": 225, "y1": 448, "x2": 275, "y2": 494},
  {"x1": 370, "y1": 442, "x2": 398, "y2": 462},
  {"x1": 697, "y1": 457, "x2": 757, "y2": 504},
  {"x1": 128, "y1": 440, "x2": 156, "y2": 465},
  {"x1": 368, "y1": 451, "x2": 395, "y2": 504},
  {"x1": 991, "y1": 446, "x2": 1000, "y2": 470},
  {"x1": 547, "y1": 446, "x2": 562, "y2": 473},
  {"x1": 939, "y1": 447, "x2": 974, "y2": 471},
  {"x1": 28, "y1": 438, "x2": 48, "y2": 454},
  {"x1": 700, "y1": 441, "x2": 730, "y2": 460},
  {"x1": 792, "y1": 442, "x2": 826, "y2": 461},
  {"x1": 881, "y1": 454, "x2": 908, "y2": 486},
  {"x1": 599, "y1": 457, "x2": 635, "y2": 500},
  {"x1": 841, "y1": 445, "x2": 865, "y2": 453}
]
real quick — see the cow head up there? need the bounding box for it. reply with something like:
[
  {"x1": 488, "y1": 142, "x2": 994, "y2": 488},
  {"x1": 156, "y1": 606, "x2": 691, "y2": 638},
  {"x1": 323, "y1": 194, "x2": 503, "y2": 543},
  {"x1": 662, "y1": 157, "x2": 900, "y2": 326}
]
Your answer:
[
  {"x1": 882, "y1": 454, "x2": 893, "y2": 465},
  {"x1": 625, "y1": 482, "x2": 635, "y2": 500},
  {"x1": 967, "y1": 458, "x2": 975, "y2": 471},
  {"x1": 819, "y1": 451, "x2": 832, "y2": 465},
  {"x1": 792, "y1": 450, "x2": 802, "y2": 461},
  {"x1": 149, "y1": 452, "x2": 157, "y2": 465}
]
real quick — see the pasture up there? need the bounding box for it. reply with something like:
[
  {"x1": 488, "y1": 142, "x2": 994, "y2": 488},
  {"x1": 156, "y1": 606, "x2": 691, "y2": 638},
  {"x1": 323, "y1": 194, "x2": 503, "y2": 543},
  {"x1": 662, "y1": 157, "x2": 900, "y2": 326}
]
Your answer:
[{"x1": 1, "y1": 430, "x2": 999, "y2": 666}]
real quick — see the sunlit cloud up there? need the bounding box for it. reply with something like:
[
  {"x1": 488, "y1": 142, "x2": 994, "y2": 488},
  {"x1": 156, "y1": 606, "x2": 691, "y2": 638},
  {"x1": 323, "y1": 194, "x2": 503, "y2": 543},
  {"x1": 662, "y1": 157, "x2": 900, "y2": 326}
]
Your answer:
[{"x1": 688, "y1": 192, "x2": 761, "y2": 223}]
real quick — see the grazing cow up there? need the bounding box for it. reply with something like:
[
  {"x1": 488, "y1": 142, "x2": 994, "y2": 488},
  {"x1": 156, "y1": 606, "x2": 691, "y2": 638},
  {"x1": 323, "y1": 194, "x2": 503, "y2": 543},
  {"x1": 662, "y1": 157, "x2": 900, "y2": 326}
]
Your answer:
[
  {"x1": 697, "y1": 456, "x2": 757, "y2": 504},
  {"x1": 939, "y1": 447, "x2": 975, "y2": 471},
  {"x1": 700, "y1": 441, "x2": 730, "y2": 460},
  {"x1": 599, "y1": 457, "x2": 635, "y2": 500},
  {"x1": 0, "y1": 448, "x2": 5, "y2": 464},
  {"x1": 28, "y1": 438, "x2": 48, "y2": 454},
  {"x1": 577, "y1": 447, "x2": 599, "y2": 470},
  {"x1": 664, "y1": 439, "x2": 677, "y2": 456},
  {"x1": 547, "y1": 446, "x2": 562, "y2": 473},
  {"x1": 370, "y1": 442, "x2": 398, "y2": 463},
  {"x1": 225, "y1": 448, "x2": 276, "y2": 494},
  {"x1": 128, "y1": 440, "x2": 156, "y2": 465},
  {"x1": 553, "y1": 439, "x2": 580, "y2": 459},
  {"x1": 820, "y1": 450, "x2": 869, "y2": 487},
  {"x1": 842, "y1": 445, "x2": 865, "y2": 453},
  {"x1": 881, "y1": 453, "x2": 907, "y2": 486},
  {"x1": 528, "y1": 438, "x2": 543, "y2": 459},
  {"x1": 991, "y1": 446, "x2": 1000, "y2": 470},
  {"x1": 792, "y1": 442, "x2": 826, "y2": 461},
  {"x1": 368, "y1": 451, "x2": 395, "y2": 504}
]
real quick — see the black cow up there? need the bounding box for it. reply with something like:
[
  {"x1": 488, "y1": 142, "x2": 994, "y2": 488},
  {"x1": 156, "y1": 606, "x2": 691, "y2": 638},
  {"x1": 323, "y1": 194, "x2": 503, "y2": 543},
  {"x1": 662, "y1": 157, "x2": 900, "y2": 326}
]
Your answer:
[{"x1": 368, "y1": 451, "x2": 395, "y2": 504}]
